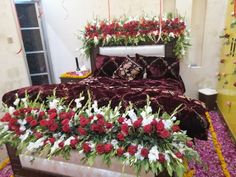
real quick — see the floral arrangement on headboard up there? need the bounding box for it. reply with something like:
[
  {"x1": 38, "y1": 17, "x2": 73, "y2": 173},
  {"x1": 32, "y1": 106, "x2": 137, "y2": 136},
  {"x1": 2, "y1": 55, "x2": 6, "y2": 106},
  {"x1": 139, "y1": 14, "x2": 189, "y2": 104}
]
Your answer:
[{"x1": 79, "y1": 14, "x2": 190, "y2": 59}]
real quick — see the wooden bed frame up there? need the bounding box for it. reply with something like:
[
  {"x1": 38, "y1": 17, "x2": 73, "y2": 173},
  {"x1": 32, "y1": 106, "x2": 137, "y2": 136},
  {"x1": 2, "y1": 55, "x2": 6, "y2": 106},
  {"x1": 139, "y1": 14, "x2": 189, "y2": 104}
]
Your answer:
[{"x1": 5, "y1": 42, "x2": 176, "y2": 177}]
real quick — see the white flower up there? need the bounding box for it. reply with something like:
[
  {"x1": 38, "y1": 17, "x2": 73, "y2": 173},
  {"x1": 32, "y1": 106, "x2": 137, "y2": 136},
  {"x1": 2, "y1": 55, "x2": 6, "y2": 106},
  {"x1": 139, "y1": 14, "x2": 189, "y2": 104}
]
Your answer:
[
  {"x1": 49, "y1": 99, "x2": 59, "y2": 109},
  {"x1": 8, "y1": 106, "x2": 15, "y2": 115},
  {"x1": 94, "y1": 36, "x2": 99, "y2": 45},
  {"x1": 13, "y1": 98, "x2": 20, "y2": 106},
  {"x1": 106, "y1": 34, "x2": 112, "y2": 42},
  {"x1": 124, "y1": 152, "x2": 131, "y2": 158},
  {"x1": 75, "y1": 97, "x2": 85, "y2": 108},
  {"x1": 21, "y1": 98, "x2": 28, "y2": 108},
  {"x1": 148, "y1": 146, "x2": 159, "y2": 162},
  {"x1": 111, "y1": 139, "x2": 119, "y2": 149},
  {"x1": 27, "y1": 137, "x2": 45, "y2": 152},
  {"x1": 169, "y1": 32, "x2": 175, "y2": 38},
  {"x1": 141, "y1": 116, "x2": 153, "y2": 126},
  {"x1": 31, "y1": 109, "x2": 38, "y2": 116},
  {"x1": 19, "y1": 129, "x2": 33, "y2": 142},
  {"x1": 64, "y1": 136, "x2": 75, "y2": 146},
  {"x1": 171, "y1": 116, "x2": 177, "y2": 121},
  {"x1": 18, "y1": 119, "x2": 27, "y2": 132},
  {"x1": 163, "y1": 119, "x2": 173, "y2": 130},
  {"x1": 127, "y1": 109, "x2": 137, "y2": 122},
  {"x1": 124, "y1": 118, "x2": 132, "y2": 126},
  {"x1": 135, "y1": 145, "x2": 145, "y2": 160}
]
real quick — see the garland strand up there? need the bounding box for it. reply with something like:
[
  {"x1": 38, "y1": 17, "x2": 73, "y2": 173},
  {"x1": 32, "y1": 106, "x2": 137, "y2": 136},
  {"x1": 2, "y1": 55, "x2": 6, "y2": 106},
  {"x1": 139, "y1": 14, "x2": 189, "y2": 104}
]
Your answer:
[
  {"x1": 205, "y1": 112, "x2": 231, "y2": 177},
  {"x1": 0, "y1": 158, "x2": 10, "y2": 171}
]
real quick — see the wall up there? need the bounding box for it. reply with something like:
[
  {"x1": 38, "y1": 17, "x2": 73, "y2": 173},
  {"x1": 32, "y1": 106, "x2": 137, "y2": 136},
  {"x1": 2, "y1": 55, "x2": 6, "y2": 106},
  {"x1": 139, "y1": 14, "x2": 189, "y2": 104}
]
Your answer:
[
  {"x1": 41, "y1": 0, "x2": 228, "y2": 98},
  {"x1": 0, "y1": 0, "x2": 30, "y2": 104}
]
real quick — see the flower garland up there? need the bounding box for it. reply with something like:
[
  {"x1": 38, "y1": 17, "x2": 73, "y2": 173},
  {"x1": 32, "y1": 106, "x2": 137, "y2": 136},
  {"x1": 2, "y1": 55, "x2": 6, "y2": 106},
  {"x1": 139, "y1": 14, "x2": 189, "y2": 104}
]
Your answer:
[
  {"x1": 79, "y1": 14, "x2": 190, "y2": 59},
  {"x1": 205, "y1": 112, "x2": 231, "y2": 177},
  {"x1": 0, "y1": 93, "x2": 199, "y2": 177}
]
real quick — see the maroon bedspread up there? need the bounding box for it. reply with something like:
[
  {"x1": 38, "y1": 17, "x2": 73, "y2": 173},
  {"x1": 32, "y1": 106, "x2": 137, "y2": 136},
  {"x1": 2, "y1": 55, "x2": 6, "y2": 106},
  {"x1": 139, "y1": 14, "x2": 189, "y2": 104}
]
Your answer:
[{"x1": 2, "y1": 76, "x2": 209, "y2": 140}]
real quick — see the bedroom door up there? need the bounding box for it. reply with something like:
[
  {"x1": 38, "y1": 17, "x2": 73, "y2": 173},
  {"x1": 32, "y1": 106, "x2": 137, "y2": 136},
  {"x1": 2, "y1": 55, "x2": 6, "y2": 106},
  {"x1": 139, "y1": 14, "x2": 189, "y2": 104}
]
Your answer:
[{"x1": 14, "y1": 0, "x2": 53, "y2": 85}]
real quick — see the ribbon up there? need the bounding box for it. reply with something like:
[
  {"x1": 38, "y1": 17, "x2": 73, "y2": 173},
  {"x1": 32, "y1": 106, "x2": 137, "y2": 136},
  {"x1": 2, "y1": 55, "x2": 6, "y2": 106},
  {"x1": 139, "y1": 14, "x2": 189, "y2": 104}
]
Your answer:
[
  {"x1": 156, "y1": 0, "x2": 163, "y2": 43},
  {"x1": 108, "y1": 0, "x2": 111, "y2": 21}
]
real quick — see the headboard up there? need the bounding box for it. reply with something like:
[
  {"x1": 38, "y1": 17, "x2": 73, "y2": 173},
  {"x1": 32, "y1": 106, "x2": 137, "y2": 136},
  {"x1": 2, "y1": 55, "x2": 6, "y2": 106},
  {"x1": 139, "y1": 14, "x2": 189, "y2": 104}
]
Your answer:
[{"x1": 90, "y1": 41, "x2": 176, "y2": 73}]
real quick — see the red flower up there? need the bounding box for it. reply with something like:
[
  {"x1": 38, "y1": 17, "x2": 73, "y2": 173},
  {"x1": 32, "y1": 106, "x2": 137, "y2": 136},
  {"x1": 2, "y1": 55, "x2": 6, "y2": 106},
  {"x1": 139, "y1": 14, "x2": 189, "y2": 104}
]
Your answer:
[
  {"x1": 159, "y1": 129, "x2": 170, "y2": 139},
  {"x1": 186, "y1": 140, "x2": 193, "y2": 147},
  {"x1": 105, "y1": 122, "x2": 113, "y2": 129},
  {"x1": 82, "y1": 143, "x2": 91, "y2": 153},
  {"x1": 49, "y1": 123, "x2": 58, "y2": 132},
  {"x1": 97, "y1": 118, "x2": 105, "y2": 126},
  {"x1": 40, "y1": 120, "x2": 48, "y2": 127},
  {"x1": 96, "y1": 114, "x2": 104, "y2": 120},
  {"x1": 175, "y1": 152, "x2": 183, "y2": 159},
  {"x1": 62, "y1": 124, "x2": 71, "y2": 133},
  {"x1": 34, "y1": 132, "x2": 42, "y2": 139},
  {"x1": 48, "y1": 137, "x2": 56, "y2": 144},
  {"x1": 79, "y1": 115, "x2": 89, "y2": 127},
  {"x1": 39, "y1": 111, "x2": 45, "y2": 119},
  {"x1": 0, "y1": 113, "x2": 11, "y2": 122},
  {"x1": 70, "y1": 139, "x2": 78, "y2": 149},
  {"x1": 59, "y1": 112, "x2": 69, "y2": 120},
  {"x1": 117, "y1": 132, "x2": 125, "y2": 141},
  {"x1": 49, "y1": 112, "x2": 57, "y2": 119},
  {"x1": 116, "y1": 147, "x2": 124, "y2": 156},
  {"x1": 90, "y1": 124, "x2": 99, "y2": 132},
  {"x1": 9, "y1": 118, "x2": 17, "y2": 125},
  {"x1": 172, "y1": 125, "x2": 180, "y2": 132},
  {"x1": 13, "y1": 110, "x2": 20, "y2": 116},
  {"x1": 30, "y1": 119, "x2": 37, "y2": 127},
  {"x1": 127, "y1": 145, "x2": 137, "y2": 155},
  {"x1": 78, "y1": 127, "x2": 87, "y2": 136},
  {"x1": 26, "y1": 116, "x2": 33, "y2": 123},
  {"x1": 104, "y1": 144, "x2": 113, "y2": 153},
  {"x1": 158, "y1": 153, "x2": 166, "y2": 163},
  {"x1": 118, "y1": 117, "x2": 125, "y2": 124},
  {"x1": 121, "y1": 123, "x2": 129, "y2": 135},
  {"x1": 61, "y1": 119, "x2": 70, "y2": 126},
  {"x1": 59, "y1": 141, "x2": 64, "y2": 148},
  {"x1": 143, "y1": 124, "x2": 152, "y2": 134},
  {"x1": 96, "y1": 144, "x2": 104, "y2": 154},
  {"x1": 141, "y1": 148, "x2": 149, "y2": 158},
  {"x1": 48, "y1": 109, "x2": 57, "y2": 114},
  {"x1": 156, "y1": 120, "x2": 165, "y2": 132},
  {"x1": 151, "y1": 119, "x2": 157, "y2": 126},
  {"x1": 133, "y1": 118, "x2": 143, "y2": 128}
]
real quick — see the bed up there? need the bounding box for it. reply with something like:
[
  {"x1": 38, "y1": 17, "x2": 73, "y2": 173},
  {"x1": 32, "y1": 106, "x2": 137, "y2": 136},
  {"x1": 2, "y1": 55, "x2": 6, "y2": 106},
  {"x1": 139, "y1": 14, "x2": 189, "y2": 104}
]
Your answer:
[{"x1": 2, "y1": 43, "x2": 209, "y2": 177}]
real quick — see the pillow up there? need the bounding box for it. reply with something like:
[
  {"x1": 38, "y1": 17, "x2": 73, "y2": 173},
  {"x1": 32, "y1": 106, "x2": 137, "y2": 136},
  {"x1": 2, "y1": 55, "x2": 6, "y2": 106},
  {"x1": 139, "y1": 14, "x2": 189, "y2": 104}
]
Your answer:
[
  {"x1": 94, "y1": 55, "x2": 125, "y2": 77},
  {"x1": 112, "y1": 57, "x2": 143, "y2": 80},
  {"x1": 135, "y1": 54, "x2": 180, "y2": 79}
]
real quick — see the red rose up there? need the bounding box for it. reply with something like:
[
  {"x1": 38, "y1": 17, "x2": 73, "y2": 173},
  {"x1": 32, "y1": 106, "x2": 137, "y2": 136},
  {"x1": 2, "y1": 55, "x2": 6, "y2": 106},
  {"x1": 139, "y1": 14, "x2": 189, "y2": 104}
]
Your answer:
[
  {"x1": 70, "y1": 139, "x2": 78, "y2": 149},
  {"x1": 116, "y1": 147, "x2": 124, "y2": 156},
  {"x1": 40, "y1": 120, "x2": 48, "y2": 127},
  {"x1": 141, "y1": 148, "x2": 149, "y2": 158},
  {"x1": 13, "y1": 110, "x2": 20, "y2": 116},
  {"x1": 104, "y1": 144, "x2": 113, "y2": 153},
  {"x1": 79, "y1": 115, "x2": 89, "y2": 127},
  {"x1": 159, "y1": 129, "x2": 170, "y2": 139},
  {"x1": 151, "y1": 120, "x2": 157, "y2": 126},
  {"x1": 30, "y1": 119, "x2": 37, "y2": 127},
  {"x1": 96, "y1": 114, "x2": 104, "y2": 120},
  {"x1": 49, "y1": 112, "x2": 57, "y2": 119},
  {"x1": 96, "y1": 144, "x2": 104, "y2": 154},
  {"x1": 172, "y1": 125, "x2": 180, "y2": 132},
  {"x1": 158, "y1": 153, "x2": 166, "y2": 163},
  {"x1": 127, "y1": 145, "x2": 137, "y2": 155},
  {"x1": 175, "y1": 152, "x2": 183, "y2": 159},
  {"x1": 186, "y1": 140, "x2": 193, "y2": 147},
  {"x1": 62, "y1": 124, "x2": 71, "y2": 133},
  {"x1": 34, "y1": 132, "x2": 42, "y2": 139},
  {"x1": 39, "y1": 111, "x2": 45, "y2": 119},
  {"x1": 26, "y1": 116, "x2": 33, "y2": 123},
  {"x1": 61, "y1": 119, "x2": 70, "y2": 126},
  {"x1": 98, "y1": 127, "x2": 105, "y2": 134},
  {"x1": 78, "y1": 127, "x2": 87, "y2": 136},
  {"x1": 9, "y1": 118, "x2": 17, "y2": 125},
  {"x1": 0, "y1": 113, "x2": 11, "y2": 122},
  {"x1": 117, "y1": 132, "x2": 125, "y2": 141},
  {"x1": 118, "y1": 117, "x2": 125, "y2": 124},
  {"x1": 49, "y1": 123, "x2": 58, "y2": 132},
  {"x1": 48, "y1": 137, "x2": 56, "y2": 144},
  {"x1": 121, "y1": 123, "x2": 129, "y2": 135},
  {"x1": 48, "y1": 109, "x2": 57, "y2": 114},
  {"x1": 90, "y1": 124, "x2": 99, "y2": 132},
  {"x1": 97, "y1": 118, "x2": 105, "y2": 126},
  {"x1": 143, "y1": 124, "x2": 152, "y2": 134},
  {"x1": 82, "y1": 143, "x2": 91, "y2": 153},
  {"x1": 59, "y1": 141, "x2": 64, "y2": 148},
  {"x1": 105, "y1": 122, "x2": 113, "y2": 129},
  {"x1": 133, "y1": 118, "x2": 143, "y2": 128},
  {"x1": 156, "y1": 120, "x2": 164, "y2": 132}
]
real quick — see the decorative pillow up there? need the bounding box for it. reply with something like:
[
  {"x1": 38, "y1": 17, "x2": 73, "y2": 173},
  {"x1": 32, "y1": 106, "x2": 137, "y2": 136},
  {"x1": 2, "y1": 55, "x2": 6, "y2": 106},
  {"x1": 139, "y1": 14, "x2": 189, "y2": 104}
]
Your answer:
[
  {"x1": 94, "y1": 55, "x2": 125, "y2": 76},
  {"x1": 135, "y1": 54, "x2": 180, "y2": 79},
  {"x1": 113, "y1": 57, "x2": 143, "y2": 80}
]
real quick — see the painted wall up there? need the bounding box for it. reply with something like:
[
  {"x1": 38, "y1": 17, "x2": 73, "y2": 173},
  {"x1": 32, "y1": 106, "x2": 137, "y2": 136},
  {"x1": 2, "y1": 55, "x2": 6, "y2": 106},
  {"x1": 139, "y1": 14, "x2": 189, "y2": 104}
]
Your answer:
[
  {"x1": 41, "y1": 0, "x2": 227, "y2": 98},
  {"x1": 0, "y1": 0, "x2": 30, "y2": 104}
]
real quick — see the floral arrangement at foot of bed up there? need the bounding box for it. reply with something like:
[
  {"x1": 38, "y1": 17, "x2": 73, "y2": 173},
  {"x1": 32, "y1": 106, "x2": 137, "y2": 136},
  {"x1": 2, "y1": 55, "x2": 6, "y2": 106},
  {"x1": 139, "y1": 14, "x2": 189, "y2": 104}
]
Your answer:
[
  {"x1": 0, "y1": 92, "x2": 199, "y2": 177},
  {"x1": 79, "y1": 13, "x2": 190, "y2": 59}
]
